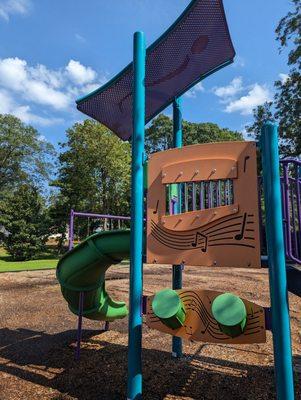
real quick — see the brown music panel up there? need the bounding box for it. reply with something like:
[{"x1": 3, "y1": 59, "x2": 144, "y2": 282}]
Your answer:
[
  {"x1": 146, "y1": 289, "x2": 266, "y2": 344},
  {"x1": 146, "y1": 142, "x2": 261, "y2": 268}
]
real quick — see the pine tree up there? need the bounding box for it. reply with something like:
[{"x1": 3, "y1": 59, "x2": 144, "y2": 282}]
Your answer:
[{"x1": 0, "y1": 184, "x2": 50, "y2": 260}]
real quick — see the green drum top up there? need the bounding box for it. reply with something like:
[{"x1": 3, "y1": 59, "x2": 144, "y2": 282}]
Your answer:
[
  {"x1": 211, "y1": 292, "x2": 247, "y2": 338},
  {"x1": 152, "y1": 289, "x2": 186, "y2": 329}
]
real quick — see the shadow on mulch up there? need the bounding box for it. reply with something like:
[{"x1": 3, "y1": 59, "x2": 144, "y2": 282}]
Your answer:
[{"x1": 0, "y1": 327, "x2": 300, "y2": 400}]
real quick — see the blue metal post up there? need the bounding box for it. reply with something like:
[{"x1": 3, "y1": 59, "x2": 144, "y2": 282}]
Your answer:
[
  {"x1": 261, "y1": 123, "x2": 294, "y2": 400},
  {"x1": 172, "y1": 97, "x2": 183, "y2": 358},
  {"x1": 173, "y1": 98, "x2": 182, "y2": 149},
  {"x1": 127, "y1": 31, "x2": 146, "y2": 400}
]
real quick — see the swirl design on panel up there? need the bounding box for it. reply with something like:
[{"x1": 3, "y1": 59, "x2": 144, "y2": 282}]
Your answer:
[
  {"x1": 151, "y1": 212, "x2": 256, "y2": 252},
  {"x1": 148, "y1": 290, "x2": 263, "y2": 341}
]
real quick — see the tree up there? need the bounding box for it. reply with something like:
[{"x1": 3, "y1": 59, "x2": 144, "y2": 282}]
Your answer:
[
  {"x1": 274, "y1": 0, "x2": 300, "y2": 155},
  {"x1": 0, "y1": 184, "x2": 50, "y2": 260},
  {"x1": 274, "y1": 71, "x2": 301, "y2": 155},
  {"x1": 276, "y1": 0, "x2": 300, "y2": 69},
  {"x1": 247, "y1": 1, "x2": 300, "y2": 155},
  {"x1": 145, "y1": 114, "x2": 243, "y2": 155},
  {"x1": 51, "y1": 119, "x2": 131, "y2": 243},
  {"x1": 246, "y1": 102, "x2": 275, "y2": 140},
  {"x1": 0, "y1": 114, "x2": 55, "y2": 194},
  {"x1": 145, "y1": 114, "x2": 173, "y2": 154}
]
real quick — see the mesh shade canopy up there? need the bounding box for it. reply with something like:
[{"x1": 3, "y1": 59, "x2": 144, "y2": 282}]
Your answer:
[{"x1": 76, "y1": 0, "x2": 235, "y2": 140}]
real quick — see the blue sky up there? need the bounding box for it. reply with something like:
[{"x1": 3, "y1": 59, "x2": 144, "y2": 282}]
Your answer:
[{"x1": 0, "y1": 0, "x2": 292, "y2": 147}]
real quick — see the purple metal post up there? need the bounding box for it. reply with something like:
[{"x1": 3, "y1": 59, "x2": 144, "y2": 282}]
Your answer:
[
  {"x1": 281, "y1": 159, "x2": 301, "y2": 264},
  {"x1": 283, "y1": 164, "x2": 292, "y2": 258},
  {"x1": 207, "y1": 182, "x2": 211, "y2": 209},
  {"x1": 226, "y1": 179, "x2": 231, "y2": 205},
  {"x1": 293, "y1": 163, "x2": 301, "y2": 259},
  {"x1": 296, "y1": 176, "x2": 301, "y2": 257},
  {"x1": 200, "y1": 182, "x2": 204, "y2": 210},
  {"x1": 290, "y1": 179, "x2": 298, "y2": 257},
  {"x1": 75, "y1": 291, "x2": 84, "y2": 360},
  {"x1": 68, "y1": 209, "x2": 75, "y2": 251},
  {"x1": 192, "y1": 183, "x2": 196, "y2": 211},
  {"x1": 281, "y1": 177, "x2": 288, "y2": 257},
  {"x1": 184, "y1": 183, "x2": 188, "y2": 212},
  {"x1": 217, "y1": 180, "x2": 221, "y2": 207},
  {"x1": 171, "y1": 197, "x2": 177, "y2": 215},
  {"x1": 73, "y1": 211, "x2": 131, "y2": 221},
  {"x1": 209, "y1": 181, "x2": 213, "y2": 208},
  {"x1": 259, "y1": 159, "x2": 301, "y2": 264},
  {"x1": 68, "y1": 210, "x2": 131, "y2": 252}
]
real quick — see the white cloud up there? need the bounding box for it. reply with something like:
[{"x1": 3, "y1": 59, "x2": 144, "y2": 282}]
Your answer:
[
  {"x1": 66, "y1": 60, "x2": 97, "y2": 85},
  {"x1": 0, "y1": 89, "x2": 61, "y2": 126},
  {"x1": 82, "y1": 82, "x2": 102, "y2": 93},
  {"x1": 29, "y1": 64, "x2": 63, "y2": 89},
  {"x1": 14, "y1": 105, "x2": 63, "y2": 126},
  {"x1": 75, "y1": 33, "x2": 86, "y2": 43},
  {"x1": 213, "y1": 77, "x2": 243, "y2": 99},
  {"x1": 38, "y1": 134, "x2": 47, "y2": 142},
  {"x1": 240, "y1": 126, "x2": 250, "y2": 140},
  {"x1": 225, "y1": 84, "x2": 272, "y2": 115},
  {"x1": 0, "y1": 0, "x2": 31, "y2": 21},
  {"x1": 279, "y1": 73, "x2": 289, "y2": 84},
  {"x1": 0, "y1": 89, "x2": 14, "y2": 114},
  {"x1": 0, "y1": 57, "x2": 106, "y2": 126},
  {"x1": 0, "y1": 57, "x2": 70, "y2": 109},
  {"x1": 0, "y1": 57, "x2": 101, "y2": 111},
  {"x1": 185, "y1": 82, "x2": 205, "y2": 98},
  {"x1": 212, "y1": 76, "x2": 272, "y2": 116}
]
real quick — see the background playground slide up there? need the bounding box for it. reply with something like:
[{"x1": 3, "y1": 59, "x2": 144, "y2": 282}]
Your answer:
[{"x1": 56, "y1": 230, "x2": 130, "y2": 321}]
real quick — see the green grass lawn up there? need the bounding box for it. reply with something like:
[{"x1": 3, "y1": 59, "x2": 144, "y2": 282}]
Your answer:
[{"x1": 0, "y1": 247, "x2": 59, "y2": 273}]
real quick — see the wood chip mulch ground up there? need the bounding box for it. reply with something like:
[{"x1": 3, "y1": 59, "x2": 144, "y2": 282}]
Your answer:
[{"x1": 0, "y1": 264, "x2": 300, "y2": 399}]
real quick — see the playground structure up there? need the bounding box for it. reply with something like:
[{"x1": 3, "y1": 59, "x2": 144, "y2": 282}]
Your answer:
[
  {"x1": 65, "y1": 158, "x2": 301, "y2": 353},
  {"x1": 56, "y1": 1, "x2": 299, "y2": 399}
]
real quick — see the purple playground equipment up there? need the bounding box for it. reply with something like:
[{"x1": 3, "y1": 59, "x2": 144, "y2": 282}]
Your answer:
[
  {"x1": 281, "y1": 158, "x2": 301, "y2": 265},
  {"x1": 68, "y1": 209, "x2": 131, "y2": 251}
]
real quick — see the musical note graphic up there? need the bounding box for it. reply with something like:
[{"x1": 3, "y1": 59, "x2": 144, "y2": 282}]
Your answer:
[
  {"x1": 153, "y1": 200, "x2": 159, "y2": 214},
  {"x1": 235, "y1": 213, "x2": 247, "y2": 240},
  {"x1": 192, "y1": 232, "x2": 208, "y2": 252}
]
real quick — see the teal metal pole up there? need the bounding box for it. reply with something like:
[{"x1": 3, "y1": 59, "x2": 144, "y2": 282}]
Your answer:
[
  {"x1": 173, "y1": 97, "x2": 183, "y2": 149},
  {"x1": 172, "y1": 97, "x2": 183, "y2": 358},
  {"x1": 127, "y1": 31, "x2": 146, "y2": 400},
  {"x1": 261, "y1": 122, "x2": 294, "y2": 400}
]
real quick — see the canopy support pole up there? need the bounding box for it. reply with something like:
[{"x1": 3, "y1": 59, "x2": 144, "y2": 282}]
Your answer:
[
  {"x1": 127, "y1": 31, "x2": 146, "y2": 400},
  {"x1": 261, "y1": 123, "x2": 294, "y2": 400},
  {"x1": 172, "y1": 97, "x2": 183, "y2": 358}
]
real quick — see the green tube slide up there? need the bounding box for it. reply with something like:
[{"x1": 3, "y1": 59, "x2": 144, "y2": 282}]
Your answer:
[{"x1": 56, "y1": 230, "x2": 130, "y2": 322}]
